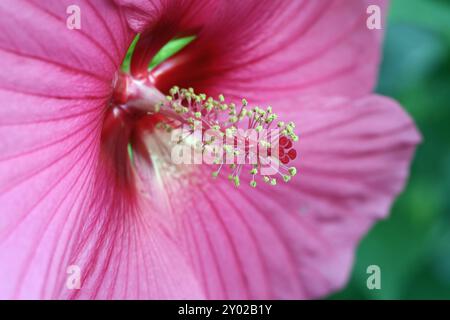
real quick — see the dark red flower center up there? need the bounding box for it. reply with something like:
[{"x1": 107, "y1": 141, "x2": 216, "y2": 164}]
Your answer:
[{"x1": 102, "y1": 35, "x2": 299, "y2": 188}]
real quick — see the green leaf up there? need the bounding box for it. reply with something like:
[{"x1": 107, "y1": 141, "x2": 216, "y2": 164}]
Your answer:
[
  {"x1": 121, "y1": 34, "x2": 196, "y2": 73},
  {"x1": 149, "y1": 35, "x2": 196, "y2": 69},
  {"x1": 121, "y1": 34, "x2": 140, "y2": 72}
]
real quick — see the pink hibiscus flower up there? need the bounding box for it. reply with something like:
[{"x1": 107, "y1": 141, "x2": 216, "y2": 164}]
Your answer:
[{"x1": 0, "y1": 0, "x2": 420, "y2": 299}]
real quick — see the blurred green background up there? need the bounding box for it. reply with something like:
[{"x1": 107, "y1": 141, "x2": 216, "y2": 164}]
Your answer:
[{"x1": 329, "y1": 0, "x2": 450, "y2": 299}]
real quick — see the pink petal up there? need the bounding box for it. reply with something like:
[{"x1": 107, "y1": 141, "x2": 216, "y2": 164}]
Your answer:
[
  {"x1": 1, "y1": 0, "x2": 417, "y2": 301},
  {"x1": 115, "y1": 0, "x2": 215, "y2": 33},
  {"x1": 119, "y1": 0, "x2": 388, "y2": 99},
  {"x1": 0, "y1": 0, "x2": 203, "y2": 299},
  {"x1": 152, "y1": 95, "x2": 419, "y2": 299}
]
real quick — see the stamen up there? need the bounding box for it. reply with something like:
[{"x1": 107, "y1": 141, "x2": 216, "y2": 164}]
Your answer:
[
  {"x1": 112, "y1": 71, "x2": 299, "y2": 189},
  {"x1": 149, "y1": 86, "x2": 299, "y2": 188}
]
